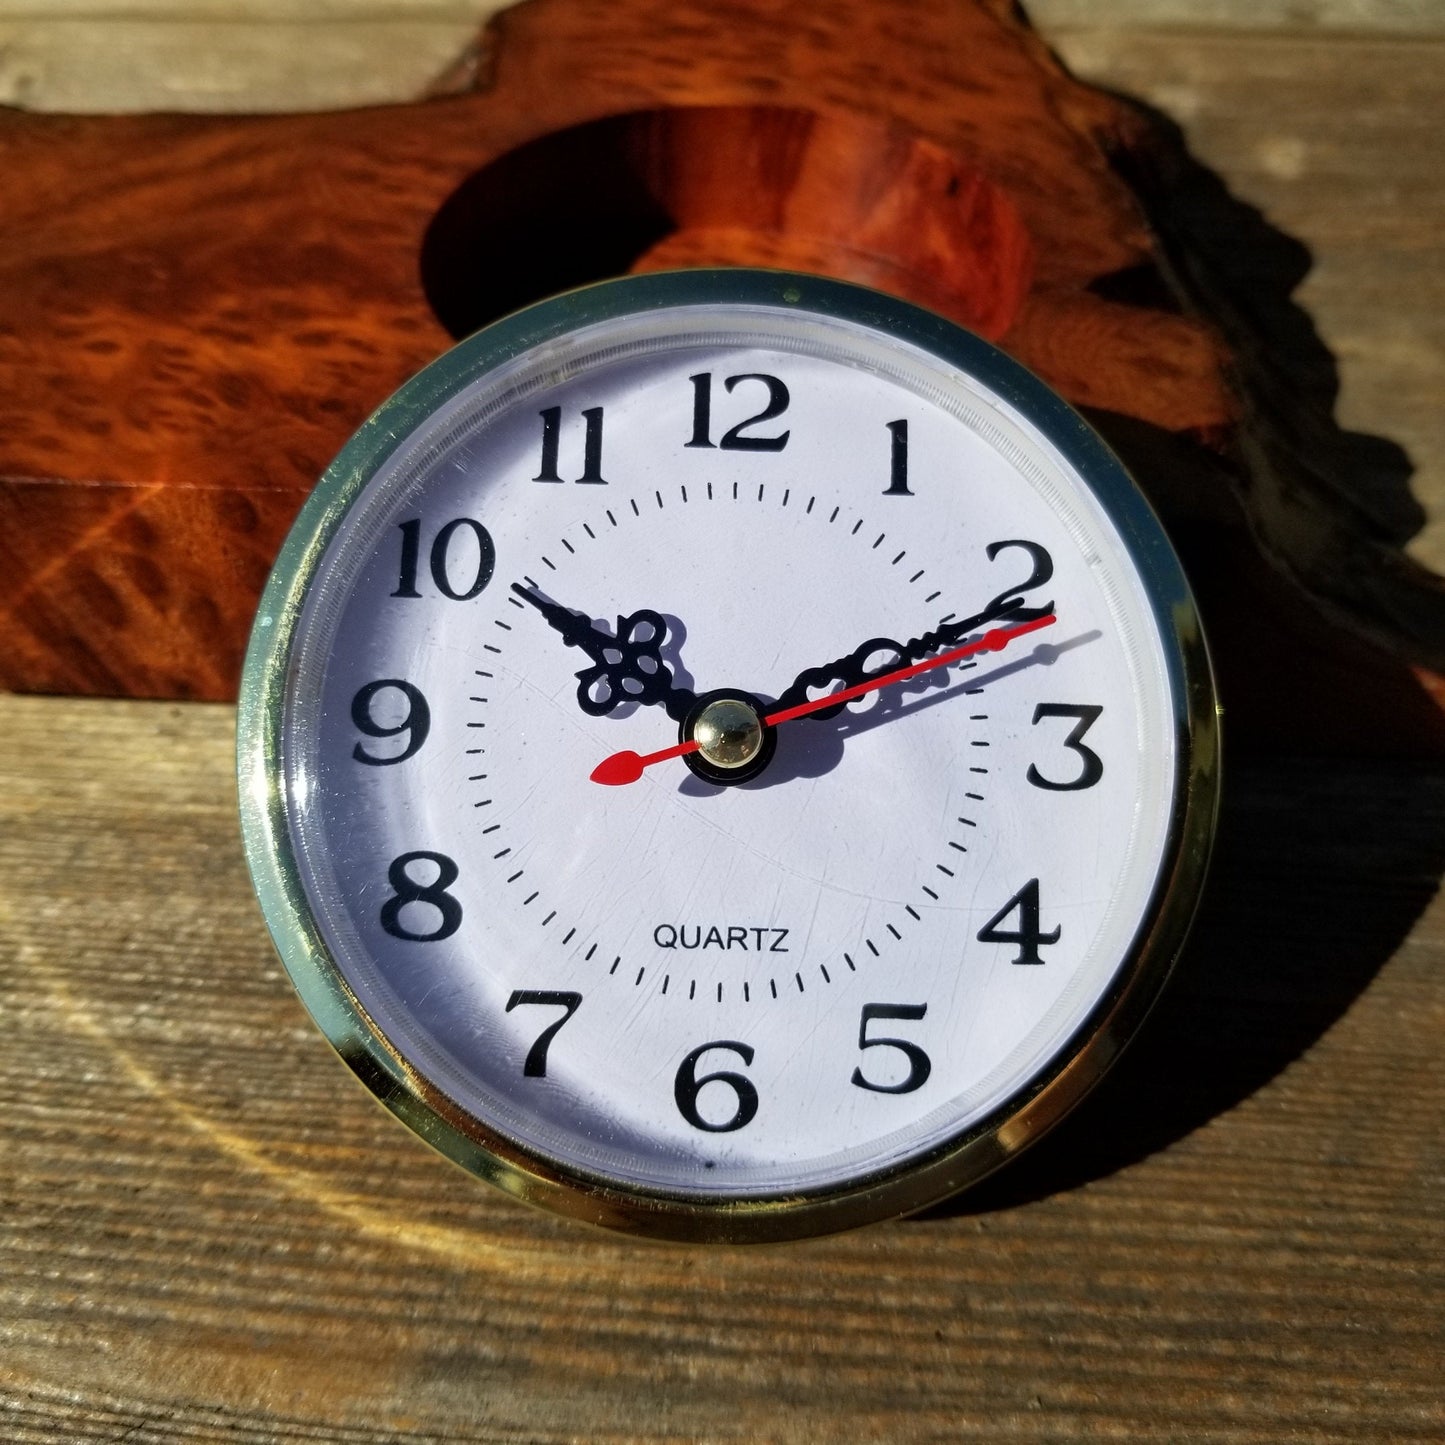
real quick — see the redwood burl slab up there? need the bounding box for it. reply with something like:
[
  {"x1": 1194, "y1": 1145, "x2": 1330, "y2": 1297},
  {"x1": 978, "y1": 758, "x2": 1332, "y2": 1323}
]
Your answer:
[{"x1": 1, "y1": 0, "x2": 1438, "y2": 751}]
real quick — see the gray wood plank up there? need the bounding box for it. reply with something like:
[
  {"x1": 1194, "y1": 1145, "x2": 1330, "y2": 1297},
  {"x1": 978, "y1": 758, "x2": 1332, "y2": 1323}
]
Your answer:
[{"x1": 1, "y1": 693, "x2": 1441, "y2": 1441}]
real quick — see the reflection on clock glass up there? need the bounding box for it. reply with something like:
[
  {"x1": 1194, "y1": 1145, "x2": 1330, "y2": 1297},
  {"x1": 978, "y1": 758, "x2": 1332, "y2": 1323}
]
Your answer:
[{"x1": 278, "y1": 300, "x2": 1182, "y2": 1197}]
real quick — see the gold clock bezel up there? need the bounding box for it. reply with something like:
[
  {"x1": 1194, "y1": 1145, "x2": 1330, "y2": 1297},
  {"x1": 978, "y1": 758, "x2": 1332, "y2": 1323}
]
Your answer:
[{"x1": 237, "y1": 269, "x2": 1219, "y2": 1243}]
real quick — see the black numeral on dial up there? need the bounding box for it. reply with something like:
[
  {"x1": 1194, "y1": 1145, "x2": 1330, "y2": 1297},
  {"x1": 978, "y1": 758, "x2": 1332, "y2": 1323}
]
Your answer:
[
  {"x1": 685, "y1": 372, "x2": 790, "y2": 451},
  {"x1": 379, "y1": 851, "x2": 462, "y2": 942},
  {"x1": 977, "y1": 879, "x2": 1059, "y2": 966},
  {"x1": 534, "y1": 405, "x2": 607, "y2": 484},
  {"x1": 982, "y1": 539, "x2": 1054, "y2": 617},
  {"x1": 883, "y1": 419, "x2": 912, "y2": 495},
  {"x1": 674, "y1": 1040, "x2": 759, "y2": 1132},
  {"x1": 1028, "y1": 704, "x2": 1104, "y2": 790},
  {"x1": 851, "y1": 1003, "x2": 931, "y2": 1094},
  {"x1": 505, "y1": 990, "x2": 582, "y2": 1077},
  {"x1": 392, "y1": 517, "x2": 496, "y2": 600},
  {"x1": 351, "y1": 679, "x2": 430, "y2": 765}
]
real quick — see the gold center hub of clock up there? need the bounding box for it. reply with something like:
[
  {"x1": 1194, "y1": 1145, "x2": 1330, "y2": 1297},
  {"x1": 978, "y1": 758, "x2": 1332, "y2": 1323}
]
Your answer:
[{"x1": 692, "y1": 698, "x2": 765, "y2": 770}]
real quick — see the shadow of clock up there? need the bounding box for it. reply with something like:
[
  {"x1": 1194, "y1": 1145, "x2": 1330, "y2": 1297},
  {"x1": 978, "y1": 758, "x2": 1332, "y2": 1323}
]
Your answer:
[
  {"x1": 923, "y1": 757, "x2": 1445, "y2": 1217},
  {"x1": 911, "y1": 88, "x2": 1445, "y2": 1214},
  {"x1": 676, "y1": 634, "x2": 1103, "y2": 794}
]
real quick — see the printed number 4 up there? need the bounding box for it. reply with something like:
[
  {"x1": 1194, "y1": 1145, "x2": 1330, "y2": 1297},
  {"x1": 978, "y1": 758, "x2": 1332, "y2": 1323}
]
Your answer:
[{"x1": 977, "y1": 879, "x2": 1059, "y2": 966}]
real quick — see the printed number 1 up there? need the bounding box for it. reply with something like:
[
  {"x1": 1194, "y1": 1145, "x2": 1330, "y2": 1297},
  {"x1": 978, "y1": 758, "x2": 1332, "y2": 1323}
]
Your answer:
[{"x1": 884, "y1": 419, "x2": 913, "y2": 495}]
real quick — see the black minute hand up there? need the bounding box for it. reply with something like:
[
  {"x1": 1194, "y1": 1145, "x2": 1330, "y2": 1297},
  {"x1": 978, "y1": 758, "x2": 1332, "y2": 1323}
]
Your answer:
[
  {"x1": 510, "y1": 583, "x2": 696, "y2": 722},
  {"x1": 771, "y1": 584, "x2": 1053, "y2": 720}
]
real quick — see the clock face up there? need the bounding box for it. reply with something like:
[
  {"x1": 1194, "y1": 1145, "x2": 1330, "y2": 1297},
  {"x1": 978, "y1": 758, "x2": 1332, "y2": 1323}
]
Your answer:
[{"x1": 239, "y1": 271, "x2": 1217, "y2": 1239}]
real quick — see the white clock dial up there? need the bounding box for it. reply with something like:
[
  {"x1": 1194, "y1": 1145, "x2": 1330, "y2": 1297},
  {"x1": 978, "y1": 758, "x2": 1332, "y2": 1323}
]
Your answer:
[{"x1": 240, "y1": 272, "x2": 1217, "y2": 1239}]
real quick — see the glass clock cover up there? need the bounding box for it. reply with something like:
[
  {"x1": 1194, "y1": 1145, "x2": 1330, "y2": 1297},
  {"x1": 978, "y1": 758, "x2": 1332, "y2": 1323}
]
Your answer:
[{"x1": 238, "y1": 270, "x2": 1217, "y2": 1241}]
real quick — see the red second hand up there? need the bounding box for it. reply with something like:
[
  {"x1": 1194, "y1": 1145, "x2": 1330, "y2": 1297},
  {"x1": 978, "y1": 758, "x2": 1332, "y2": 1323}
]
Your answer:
[{"x1": 590, "y1": 613, "x2": 1057, "y2": 786}]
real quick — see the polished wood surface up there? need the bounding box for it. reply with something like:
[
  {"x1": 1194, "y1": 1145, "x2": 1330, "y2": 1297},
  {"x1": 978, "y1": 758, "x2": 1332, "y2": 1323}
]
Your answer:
[
  {"x1": 2, "y1": 693, "x2": 1442, "y2": 1440},
  {"x1": 0, "y1": 0, "x2": 1214, "y2": 699},
  {"x1": 5, "y1": 0, "x2": 1439, "y2": 716}
]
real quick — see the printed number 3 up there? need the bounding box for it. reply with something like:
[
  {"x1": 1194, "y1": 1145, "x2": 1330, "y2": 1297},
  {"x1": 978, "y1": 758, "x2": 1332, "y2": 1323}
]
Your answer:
[{"x1": 1027, "y1": 704, "x2": 1103, "y2": 791}]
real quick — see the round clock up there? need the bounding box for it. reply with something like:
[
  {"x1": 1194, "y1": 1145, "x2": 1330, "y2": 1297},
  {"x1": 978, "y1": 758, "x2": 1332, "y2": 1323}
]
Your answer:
[{"x1": 238, "y1": 270, "x2": 1218, "y2": 1241}]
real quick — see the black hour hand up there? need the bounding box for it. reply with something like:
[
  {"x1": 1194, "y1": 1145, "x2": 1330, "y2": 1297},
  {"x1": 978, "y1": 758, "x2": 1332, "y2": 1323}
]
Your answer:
[{"x1": 511, "y1": 584, "x2": 696, "y2": 721}]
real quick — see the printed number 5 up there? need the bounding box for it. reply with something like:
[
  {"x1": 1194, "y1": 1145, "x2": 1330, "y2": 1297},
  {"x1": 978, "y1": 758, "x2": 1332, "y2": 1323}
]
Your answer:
[{"x1": 851, "y1": 1003, "x2": 931, "y2": 1094}]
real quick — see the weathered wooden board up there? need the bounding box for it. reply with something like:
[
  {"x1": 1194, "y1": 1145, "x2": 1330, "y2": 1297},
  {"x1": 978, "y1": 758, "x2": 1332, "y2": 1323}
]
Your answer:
[
  {"x1": 1, "y1": 693, "x2": 1441, "y2": 1441},
  {"x1": 2, "y1": 2, "x2": 1437, "y2": 116},
  {"x1": 1048, "y1": 27, "x2": 1445, "y2": 579}
]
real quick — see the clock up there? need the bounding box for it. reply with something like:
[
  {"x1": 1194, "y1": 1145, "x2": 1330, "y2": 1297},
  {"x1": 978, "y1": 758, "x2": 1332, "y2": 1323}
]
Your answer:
[{"x1": 237, "y1": 269, "x2": 1218, "y2": 1241}]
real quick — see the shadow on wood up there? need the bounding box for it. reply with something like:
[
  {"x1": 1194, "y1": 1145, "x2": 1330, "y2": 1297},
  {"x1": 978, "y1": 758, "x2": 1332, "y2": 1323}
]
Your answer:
[{"x1": 939, "y1": 757, "x2": 1445, "y2": 1214}]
